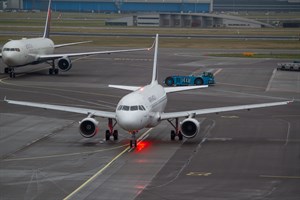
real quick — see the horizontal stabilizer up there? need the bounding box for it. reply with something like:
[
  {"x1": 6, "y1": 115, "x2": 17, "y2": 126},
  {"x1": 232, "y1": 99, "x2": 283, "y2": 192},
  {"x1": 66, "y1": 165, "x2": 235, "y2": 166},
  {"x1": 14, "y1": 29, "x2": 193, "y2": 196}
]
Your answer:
[
  {"x1": 109, "y1": 85, "x2": 141, "y2": 91},
  {"x1": 164, "y1": 85, "x2": 208, "y2": 93}
]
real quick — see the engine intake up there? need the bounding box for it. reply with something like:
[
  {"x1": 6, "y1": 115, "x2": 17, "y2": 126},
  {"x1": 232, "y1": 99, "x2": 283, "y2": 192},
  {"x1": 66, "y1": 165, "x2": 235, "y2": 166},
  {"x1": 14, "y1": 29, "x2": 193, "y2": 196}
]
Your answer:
[
  {"x1": 79, "y1": 117, "x2": 99, "y2": 138},
  {"x1": 180, "y1": 118, "x2": 200, "y2": 138},
  {"x1": 57, "y1": 57, "x2": 72, "y2": 71}
]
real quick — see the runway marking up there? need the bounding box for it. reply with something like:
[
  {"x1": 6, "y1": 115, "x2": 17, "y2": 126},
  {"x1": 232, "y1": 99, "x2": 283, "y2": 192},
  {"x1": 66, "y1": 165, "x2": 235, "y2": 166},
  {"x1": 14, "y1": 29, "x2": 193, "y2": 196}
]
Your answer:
[
  {"x1": 63, "y1": 128, "x2": 153, "y2": 200},
  {"x1": 186, "y1": 172, "x2": 212, "y2": 177},
  {"x1": 260, "y1": 175, "x2": 300, "y2": 179},
  {"x1": 2, "y1": 144, "x2": 127, "y2": 162},
  {"x1": 217, "y1": 81, "x2": 266, "y2": 90},
  {"x1": 221, "y1": 115, "x2": 239, "y2": 119},
  {"x1": 0, "y1": 76, "x2": 121, "y2": 99},
  {"x1": 266, "y1": 69, "x2": 277, "y2": 92},
  {"x1": 213, "y1": 68, "x2": 222, "y2": 76}
]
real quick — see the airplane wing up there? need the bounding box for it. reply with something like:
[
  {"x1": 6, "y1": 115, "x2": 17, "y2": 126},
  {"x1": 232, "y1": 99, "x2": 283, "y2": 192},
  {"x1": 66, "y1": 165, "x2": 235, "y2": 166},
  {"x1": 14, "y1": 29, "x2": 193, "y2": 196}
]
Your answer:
[
  {"x1": 54, "y1": 41, "x2": 92, "y2": 48},
  {"x1": 38, "y1": 46, "x2": 153, "y2": 60},
  {"x1": 5, "y1": 98, "x2": 116, "y2": 119},
  {"x1": 160, "y1": 101, "x2": 292, "y2": 120}
]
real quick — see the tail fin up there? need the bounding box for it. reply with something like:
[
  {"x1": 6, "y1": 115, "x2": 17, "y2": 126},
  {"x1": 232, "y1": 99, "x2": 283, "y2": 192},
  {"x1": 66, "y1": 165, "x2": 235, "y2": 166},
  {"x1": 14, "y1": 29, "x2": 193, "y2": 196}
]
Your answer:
[
  {"x1": 151, "y1": 34, "x2": 159, "y2": 85},
  {"x1": 43, "y1": 0, "x2": 52, "y2": 38}
]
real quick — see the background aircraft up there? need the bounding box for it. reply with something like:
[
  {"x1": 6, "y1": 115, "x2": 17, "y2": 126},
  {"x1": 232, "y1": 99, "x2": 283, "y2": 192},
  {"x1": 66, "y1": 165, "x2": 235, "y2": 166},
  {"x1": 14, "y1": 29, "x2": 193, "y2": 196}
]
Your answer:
[
  {"x1": 5, "y1": 34, "x2": 292, "y2": 148},
  {"x1": 0, "y1": 0, "x2": 151, "y2": 78}
]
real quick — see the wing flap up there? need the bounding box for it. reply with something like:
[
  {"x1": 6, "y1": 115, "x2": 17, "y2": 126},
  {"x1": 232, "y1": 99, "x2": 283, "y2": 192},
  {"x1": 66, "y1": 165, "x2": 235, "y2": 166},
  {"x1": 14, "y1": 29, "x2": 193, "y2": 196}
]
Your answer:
[
  {"x1": 5, "y1": 98, "x2": 116, "y2": 119},
  {"x1": 160, "y1": 101, "x2": 292, "y2": 120}
]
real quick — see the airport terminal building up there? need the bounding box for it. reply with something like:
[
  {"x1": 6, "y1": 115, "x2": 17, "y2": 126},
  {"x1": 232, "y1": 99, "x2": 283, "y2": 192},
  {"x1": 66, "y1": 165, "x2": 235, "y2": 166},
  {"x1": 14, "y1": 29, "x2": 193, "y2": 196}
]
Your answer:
[
  {"x1": 20, "y1": 0, "x2": 213, "y2": 13},
  {"x1": 6, "y1": 0, "x2": 300, "y2": 12}
]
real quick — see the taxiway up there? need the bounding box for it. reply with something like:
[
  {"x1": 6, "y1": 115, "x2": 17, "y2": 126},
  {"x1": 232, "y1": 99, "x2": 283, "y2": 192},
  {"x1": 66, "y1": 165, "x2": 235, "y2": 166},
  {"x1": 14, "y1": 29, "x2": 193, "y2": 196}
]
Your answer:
[{"x1": 0, "y1": 46, "x2": 299, "y2": 200}]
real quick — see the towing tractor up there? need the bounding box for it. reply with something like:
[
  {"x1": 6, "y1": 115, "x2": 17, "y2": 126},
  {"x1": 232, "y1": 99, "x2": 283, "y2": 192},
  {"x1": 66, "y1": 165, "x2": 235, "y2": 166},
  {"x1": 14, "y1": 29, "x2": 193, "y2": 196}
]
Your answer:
[{"x1": 164, "y1": 72, "x2": 215, "y2": 86}]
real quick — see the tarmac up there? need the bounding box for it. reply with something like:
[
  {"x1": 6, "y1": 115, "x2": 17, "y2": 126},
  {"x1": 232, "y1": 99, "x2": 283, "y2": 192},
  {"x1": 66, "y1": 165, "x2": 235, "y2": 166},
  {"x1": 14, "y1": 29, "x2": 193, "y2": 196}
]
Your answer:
[{"x1": 0, "y1": 46, "x2": 299, "y2": 200}]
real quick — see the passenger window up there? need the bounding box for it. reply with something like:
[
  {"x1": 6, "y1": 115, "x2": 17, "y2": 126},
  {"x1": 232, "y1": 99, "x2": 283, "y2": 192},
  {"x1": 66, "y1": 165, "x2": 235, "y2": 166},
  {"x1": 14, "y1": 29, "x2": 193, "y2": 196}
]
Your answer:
[{"x1": 130, "y1": 106, "x2": 138, "y2": 111}]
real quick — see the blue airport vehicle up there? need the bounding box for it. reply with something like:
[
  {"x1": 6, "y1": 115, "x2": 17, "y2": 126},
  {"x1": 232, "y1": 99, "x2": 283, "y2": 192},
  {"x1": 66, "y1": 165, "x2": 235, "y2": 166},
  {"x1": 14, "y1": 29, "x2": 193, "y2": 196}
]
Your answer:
[{"x1": 164, "y1": 72, "x2": 215, "y2": 86}]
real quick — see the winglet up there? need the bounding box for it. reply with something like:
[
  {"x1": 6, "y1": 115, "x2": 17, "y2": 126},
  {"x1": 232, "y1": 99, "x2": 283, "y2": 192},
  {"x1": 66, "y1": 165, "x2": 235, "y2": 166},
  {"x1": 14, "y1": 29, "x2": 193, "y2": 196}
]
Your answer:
[
  {"x1": 43, "y1": 0, "x2": 52, "y2": 38},
  {"x1": 151, "y1": 34, "x2": 159, "y2": 85}
]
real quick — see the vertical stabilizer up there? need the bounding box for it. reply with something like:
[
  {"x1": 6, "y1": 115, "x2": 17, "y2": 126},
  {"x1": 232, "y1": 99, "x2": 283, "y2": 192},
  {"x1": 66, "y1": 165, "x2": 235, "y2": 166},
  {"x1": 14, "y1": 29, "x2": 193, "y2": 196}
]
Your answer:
[
  {"x1": 151, "y1": 34, "x2": 159, "y2": 85},
  {"x1": 43, "y1": 0, "x2": 52, "y2": 38}
]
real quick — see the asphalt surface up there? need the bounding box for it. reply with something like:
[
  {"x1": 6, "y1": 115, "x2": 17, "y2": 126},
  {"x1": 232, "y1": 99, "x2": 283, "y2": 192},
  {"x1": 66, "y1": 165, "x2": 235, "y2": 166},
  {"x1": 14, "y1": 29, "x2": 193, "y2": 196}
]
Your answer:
[{"x1": 0, "y1": 46, "x2": 299, "y2": 200}]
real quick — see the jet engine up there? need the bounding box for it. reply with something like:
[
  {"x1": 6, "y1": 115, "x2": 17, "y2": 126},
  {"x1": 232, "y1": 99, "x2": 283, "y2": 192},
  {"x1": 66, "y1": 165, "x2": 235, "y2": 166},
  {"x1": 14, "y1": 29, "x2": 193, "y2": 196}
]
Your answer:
[
  {"x1": 180, "y1": 118, "x2": 200, "y2": 138},
  {"x1": 79, "y1": 117, "x2": 99, "y2": 138},
  {"x1": 57, "y1": 57, "x2": 72, "y2": 71}
]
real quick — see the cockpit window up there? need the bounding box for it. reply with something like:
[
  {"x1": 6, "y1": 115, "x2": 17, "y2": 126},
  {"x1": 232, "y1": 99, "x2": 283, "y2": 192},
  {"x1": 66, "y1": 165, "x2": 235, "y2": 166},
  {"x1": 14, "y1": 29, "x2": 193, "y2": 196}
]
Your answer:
[
  {"x1": 122, "y1": 106, "x2": 129, "y2": 111},
  {"x1": 119, "y1": 105, "x2": 146, "y2": 111},
  {"x1": 130, "y1": 106, "x2": 138, "y2": 111},
  {"x1": 139, "y1": 105, "x2": 146, "y2": 111}
]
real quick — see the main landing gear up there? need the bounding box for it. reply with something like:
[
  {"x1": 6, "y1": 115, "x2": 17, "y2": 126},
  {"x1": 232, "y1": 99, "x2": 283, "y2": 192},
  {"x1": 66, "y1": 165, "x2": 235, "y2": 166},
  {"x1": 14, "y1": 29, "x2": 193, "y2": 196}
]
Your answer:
[
  {"x1": 48, "y1": 60, "x2": 59, "y2": 75},
  {"x1": 105, "y1": 118, "x2": 119, "y2": 141},
  {"x1": 168, "y1": 118, "x2": 183, "y2": 141},
  {"x1": 5, "y1": 67, "x2": 16, "y2": 78}
]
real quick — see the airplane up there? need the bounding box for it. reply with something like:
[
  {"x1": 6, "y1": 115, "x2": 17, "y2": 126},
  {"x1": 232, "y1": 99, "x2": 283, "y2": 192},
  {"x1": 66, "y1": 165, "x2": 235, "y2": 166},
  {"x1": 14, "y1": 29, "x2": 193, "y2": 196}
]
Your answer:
[
  {"x1": 0, "y1": 0, "x2": 152, "y2": 78},
  {"x1": 5, "y1": 34, "x2": 292, "y2": 148}
]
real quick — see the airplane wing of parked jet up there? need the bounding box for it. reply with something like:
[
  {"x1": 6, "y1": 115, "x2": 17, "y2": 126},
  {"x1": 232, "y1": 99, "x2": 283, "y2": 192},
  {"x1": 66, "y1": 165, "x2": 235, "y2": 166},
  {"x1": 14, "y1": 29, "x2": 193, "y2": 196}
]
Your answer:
[
  {"x1": 160, "y1": 100, "x2": 292, "y2": 120},
  {"x1": 38, "y1": 46, "x2": 154, "y2": 60},
  {"x1": 54, "y1": 41, "x2": 92, "y2": 48}
]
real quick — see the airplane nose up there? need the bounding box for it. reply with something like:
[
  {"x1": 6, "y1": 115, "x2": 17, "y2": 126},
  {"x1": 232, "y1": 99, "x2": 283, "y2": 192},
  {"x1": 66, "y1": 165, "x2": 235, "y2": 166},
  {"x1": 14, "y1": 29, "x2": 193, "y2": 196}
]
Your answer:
[
  {"x1": 2, "y1": 52, "x2": 18, "y2": 66},
  {"x1": 117, "y1": 111, "x2": 147, "y2": 131}
]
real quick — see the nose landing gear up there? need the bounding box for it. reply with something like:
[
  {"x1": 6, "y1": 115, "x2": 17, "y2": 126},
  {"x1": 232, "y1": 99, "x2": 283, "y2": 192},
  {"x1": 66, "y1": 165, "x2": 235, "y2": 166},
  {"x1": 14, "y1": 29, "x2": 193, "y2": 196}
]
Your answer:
[
  {"x1": 4, "y1": 67, "x2": 16, "y2": 78},
  {"x1": 130, "y1": 131, "x2": 137, "y2": 148}
]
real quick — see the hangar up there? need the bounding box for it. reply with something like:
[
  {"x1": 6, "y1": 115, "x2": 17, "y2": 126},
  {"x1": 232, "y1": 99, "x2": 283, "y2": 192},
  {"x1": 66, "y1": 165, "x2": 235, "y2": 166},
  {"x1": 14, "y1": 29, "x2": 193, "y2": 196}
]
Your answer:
[{"x1": 106, "y1": 13, "x2": 273, "y2": 28}]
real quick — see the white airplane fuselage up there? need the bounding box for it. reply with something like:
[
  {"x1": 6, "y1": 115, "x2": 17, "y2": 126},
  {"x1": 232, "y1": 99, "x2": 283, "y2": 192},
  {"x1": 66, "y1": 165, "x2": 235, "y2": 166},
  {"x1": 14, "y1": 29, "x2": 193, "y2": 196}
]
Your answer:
[
  {"x1": 1, "y1": 38, "x2": 54, "y2": 67},
  {"x1": 116, "y1": 81, "x2": 167, "y2": 132}
]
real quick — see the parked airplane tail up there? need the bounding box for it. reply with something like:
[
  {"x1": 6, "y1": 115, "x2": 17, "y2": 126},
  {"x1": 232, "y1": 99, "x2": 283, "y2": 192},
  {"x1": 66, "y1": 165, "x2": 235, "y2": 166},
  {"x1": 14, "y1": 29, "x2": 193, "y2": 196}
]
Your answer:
[{"x1": 43, "y1": 0, "x2": 52, "y2": 38}]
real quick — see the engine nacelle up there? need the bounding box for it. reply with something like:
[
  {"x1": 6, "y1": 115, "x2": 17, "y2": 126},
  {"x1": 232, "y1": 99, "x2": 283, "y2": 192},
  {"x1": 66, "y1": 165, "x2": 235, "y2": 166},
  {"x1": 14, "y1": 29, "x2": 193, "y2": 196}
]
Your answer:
[
  {"x1": 79, "y1": 117, "x2": 99, "y2": 138},
  {"x1": 180, "y1": 118, "x2": 200, "y2": 139},
  {"x1": 57, "y1": 57, "x2": 72, "y2": 71}
]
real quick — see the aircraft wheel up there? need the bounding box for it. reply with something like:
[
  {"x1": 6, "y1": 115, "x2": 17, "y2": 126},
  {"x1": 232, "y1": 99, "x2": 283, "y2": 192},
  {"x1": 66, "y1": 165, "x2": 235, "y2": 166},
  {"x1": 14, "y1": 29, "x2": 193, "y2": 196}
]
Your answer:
[
  {"x1": 178, "y1": 131, "x2": 183, "y2": 141},
  {"x1": 165, "y1": 77, "x2": 174, "y2": 86},
  {"x1": 171, "y1": 130, "x2": 176, "y2": 140},
  {"x1": 130, "y1": 140, "x2": 137, "y2": 148},
  {"x1": 105, "y1": 130, "x2": 111, "y2": 141},
  {"x1": 113, "y1": 130, "x2": 118, "y2": 140},
  {"x1": 194, "y1": 78, "x2": 203, "y2": 85},
  {"x1": 4, "y1": 68, "x2": 9, "y2": 74},
  {"x1": 9, "y1": 72, "x2": 15, "y2": 78},
  {"x1": 49, "y1": 68, "x2": 53, "y2": 75},
  {"x1": 54, "y1": 69, "x2": 59, "y2": 75}
]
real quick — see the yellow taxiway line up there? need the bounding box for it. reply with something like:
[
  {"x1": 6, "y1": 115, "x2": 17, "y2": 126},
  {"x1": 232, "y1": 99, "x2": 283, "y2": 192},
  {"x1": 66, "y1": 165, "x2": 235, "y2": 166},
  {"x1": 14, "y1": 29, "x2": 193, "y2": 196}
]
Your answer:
[{"x1": 63, "y1": 128, "x2": 152, "y2": 200}]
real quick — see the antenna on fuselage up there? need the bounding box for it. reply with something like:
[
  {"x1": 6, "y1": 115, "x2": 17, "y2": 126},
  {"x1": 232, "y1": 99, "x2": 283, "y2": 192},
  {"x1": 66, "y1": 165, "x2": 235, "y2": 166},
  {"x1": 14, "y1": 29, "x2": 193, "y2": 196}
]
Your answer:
[
  {"x1": 150, "y1": 34, "x2": 159, "y2": 85},
  {"x1": 43, "y1": 0, "x2": 52, "y2": 38}
]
